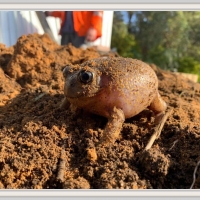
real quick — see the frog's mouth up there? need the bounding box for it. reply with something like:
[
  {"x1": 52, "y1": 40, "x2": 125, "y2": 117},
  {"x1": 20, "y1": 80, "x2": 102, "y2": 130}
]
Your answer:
[{"x1": 66, "y1": 86, "x2": 105, "y2": 99}]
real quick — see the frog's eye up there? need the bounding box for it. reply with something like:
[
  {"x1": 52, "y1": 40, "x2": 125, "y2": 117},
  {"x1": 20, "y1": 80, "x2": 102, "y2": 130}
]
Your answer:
[{"x1": 78, "y1": 70, "x2": 93, "y2": 84}]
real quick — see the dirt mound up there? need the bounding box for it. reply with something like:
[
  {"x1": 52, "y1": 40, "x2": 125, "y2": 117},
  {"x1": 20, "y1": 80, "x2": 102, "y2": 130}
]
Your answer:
[
  {"x1": 4, "y1": 34, "x2": 101, "y2": 90},
  {"x1": 0, "y1": 33, "x2": 199, "y2": 189},
  {"x1": 0, "y1": 68, "x2": 21, "y2": 107}
]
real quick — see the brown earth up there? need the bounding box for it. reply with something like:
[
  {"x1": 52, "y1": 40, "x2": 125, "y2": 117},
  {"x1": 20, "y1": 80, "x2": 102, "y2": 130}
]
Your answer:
[{"x1": 0, "y1": 33, "x2": 199, "y2": 189}]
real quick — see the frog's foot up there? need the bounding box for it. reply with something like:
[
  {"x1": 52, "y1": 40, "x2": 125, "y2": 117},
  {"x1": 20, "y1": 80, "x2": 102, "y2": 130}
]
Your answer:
[
  {"x1": 98, "y1": 107, "x2": 125, "y2": 146},
  {"x1": 148, "y1": 91, "x2": 167, "y2": 124}
]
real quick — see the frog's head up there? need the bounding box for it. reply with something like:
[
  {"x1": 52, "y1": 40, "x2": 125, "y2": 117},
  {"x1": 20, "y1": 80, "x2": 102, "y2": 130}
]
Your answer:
[{"x1": 62, "y1": 63, "x2": 102, "y2": 98}]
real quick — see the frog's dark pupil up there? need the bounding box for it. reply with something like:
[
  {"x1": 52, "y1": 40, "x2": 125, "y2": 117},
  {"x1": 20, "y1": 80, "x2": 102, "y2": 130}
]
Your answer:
[
  {"x1": 82, "y1": 72, "x2": 90, "y2": 81},
  {"x1": 79, "y1": 70, "x2": 93, "y2": 83}
]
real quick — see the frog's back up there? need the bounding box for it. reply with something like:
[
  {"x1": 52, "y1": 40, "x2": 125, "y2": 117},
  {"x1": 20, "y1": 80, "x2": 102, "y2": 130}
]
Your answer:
[
  {"x1": 82, "y1": 57, "x2": 155, "y2": 77},
  {"x1": 81, "y1": 57, "x2": 157, "y2": 90}
]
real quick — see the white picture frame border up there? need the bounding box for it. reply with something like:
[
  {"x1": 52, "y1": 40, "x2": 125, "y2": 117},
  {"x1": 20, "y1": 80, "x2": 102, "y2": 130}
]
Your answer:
[{"x1": 0, "y1": 1, "x2": 200, "y2": 199}]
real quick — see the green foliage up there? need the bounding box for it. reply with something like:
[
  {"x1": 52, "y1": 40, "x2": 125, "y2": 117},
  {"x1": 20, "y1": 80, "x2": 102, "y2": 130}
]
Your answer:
[
  {"x1": 111, "y1": 12, "x2": 137, "y2": 58},
  {"x1": 147, "y1": 45, "x2": 170, "y2": 69},
  {"x1": 176, "y1": 56, "x2": 200, "y2": 82},
  {"x1": 131, "y1": 11, "x2": 191, "y2": 69}
]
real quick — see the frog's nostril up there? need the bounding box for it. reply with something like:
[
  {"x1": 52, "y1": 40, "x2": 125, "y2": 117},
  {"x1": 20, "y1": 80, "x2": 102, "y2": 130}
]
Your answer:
[{"x1": 63, "y1": 65, "x2": 72, "y2": 78}]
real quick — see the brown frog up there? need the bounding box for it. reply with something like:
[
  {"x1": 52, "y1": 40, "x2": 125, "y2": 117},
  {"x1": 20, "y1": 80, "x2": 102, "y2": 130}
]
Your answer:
[{"x1": 61, "y1": 57, "x2": 167, "y2": 146}]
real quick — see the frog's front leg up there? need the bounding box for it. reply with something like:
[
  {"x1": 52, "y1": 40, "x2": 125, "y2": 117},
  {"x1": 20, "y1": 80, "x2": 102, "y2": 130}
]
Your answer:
[
  {"x1": 99, "y1": 107, "x2": 125, "y2": 146},
  {"x1": 59, "y1": 97, "x2": 70, "y2": 109},
  {"x1": 59, "y1": 97, "x2": 81, "y2": 115}
]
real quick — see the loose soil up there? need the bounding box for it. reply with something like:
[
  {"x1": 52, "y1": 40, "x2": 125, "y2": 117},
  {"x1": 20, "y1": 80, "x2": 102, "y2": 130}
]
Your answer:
[{"x1": 0, "y1": 33, "x2": 199, "y2": 189}]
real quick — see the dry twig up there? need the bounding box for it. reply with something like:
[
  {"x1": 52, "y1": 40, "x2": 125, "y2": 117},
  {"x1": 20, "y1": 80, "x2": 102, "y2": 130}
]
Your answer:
[
  {"x1": 144, "y1": 108, "x2": 173, "y2": 151},
  {"x1": 34, "y1": 93, "x2": 46, "y2": 102},
  {"x1": 190, "y1": 160, "x2": 200, "y2": 189},
  {"x1": 57, "y1": 149, "x2": 66, "y2": 182},
  {"x1": 169, "y1": 139, "x2": 179, "y2": 151}
]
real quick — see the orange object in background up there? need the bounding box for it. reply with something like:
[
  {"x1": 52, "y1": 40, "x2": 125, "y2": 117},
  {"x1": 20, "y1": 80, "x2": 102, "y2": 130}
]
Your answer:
[{"x1": 48, "y1": 11, "x2": 103, "y2": 40}]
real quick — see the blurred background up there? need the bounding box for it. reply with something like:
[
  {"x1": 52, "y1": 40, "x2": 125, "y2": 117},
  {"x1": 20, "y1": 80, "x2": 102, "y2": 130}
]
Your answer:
[
  {"x1": 0, "y1": 11, "x2": 199, "y2": 82},
  {"x1": 0, "y1": 11, "x2": 113, "y2": 49}
]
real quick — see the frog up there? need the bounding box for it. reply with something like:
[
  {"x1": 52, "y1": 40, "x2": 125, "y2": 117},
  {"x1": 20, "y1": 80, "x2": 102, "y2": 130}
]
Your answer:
[{"x1": 61, "y1": 57, "x2": 167, "y2": 146}]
